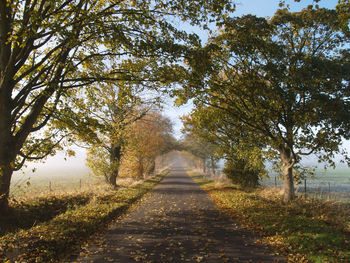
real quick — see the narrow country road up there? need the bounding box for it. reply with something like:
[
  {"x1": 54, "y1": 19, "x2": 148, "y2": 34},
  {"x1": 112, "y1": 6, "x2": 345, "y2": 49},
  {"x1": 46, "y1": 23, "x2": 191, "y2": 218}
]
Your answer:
[{"x1": 73, "y1": 155, "x2": 284, "y2": 263}]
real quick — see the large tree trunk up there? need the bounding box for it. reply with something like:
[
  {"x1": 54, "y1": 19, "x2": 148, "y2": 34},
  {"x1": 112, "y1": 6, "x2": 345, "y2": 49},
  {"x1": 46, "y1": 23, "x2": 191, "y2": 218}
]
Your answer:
[
  {"x1": 0, "y1": 83, "x2": 16, "y2": 214},
  {"x1": 0, "y1": 163, "x2": 12, "y2": 213},
  {"x1": 0, "y1": 100, "x2": 13, "y2": 213},
  {"x1": 108, "y1": 170, "x2": 118, "y2": 188},
  {"x1": 109, "y1": 144, "x2": 122, "y2": 188},
  {"x1": 280, "y1": 146, "x2": 295, "y2": 202}
]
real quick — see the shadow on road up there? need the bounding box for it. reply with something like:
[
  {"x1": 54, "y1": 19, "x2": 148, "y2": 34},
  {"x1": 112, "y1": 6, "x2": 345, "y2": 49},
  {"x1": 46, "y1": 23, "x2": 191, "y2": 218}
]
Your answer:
[{"x1": 73, "y1": 153, "x2": 284, "y2": 263}]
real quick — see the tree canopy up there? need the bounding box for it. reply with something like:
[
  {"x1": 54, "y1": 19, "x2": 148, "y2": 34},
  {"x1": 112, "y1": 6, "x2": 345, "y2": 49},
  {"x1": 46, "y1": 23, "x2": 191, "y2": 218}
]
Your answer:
[
  {"x1": 177, "y1": 7, "x2": 350, "y2": 201},
  {"x1": 0, "y1": 0, "x2": 234, "y2": 212},
  {"x1": 59, "y1": 81, "x2": 155, "y2": 186}
]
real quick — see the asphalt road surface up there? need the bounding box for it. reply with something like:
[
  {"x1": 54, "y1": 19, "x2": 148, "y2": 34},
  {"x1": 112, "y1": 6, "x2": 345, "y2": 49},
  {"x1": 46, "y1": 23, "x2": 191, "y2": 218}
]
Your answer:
[{"x1": 73, "y1": 155, "x2": 284, "y2": 263}]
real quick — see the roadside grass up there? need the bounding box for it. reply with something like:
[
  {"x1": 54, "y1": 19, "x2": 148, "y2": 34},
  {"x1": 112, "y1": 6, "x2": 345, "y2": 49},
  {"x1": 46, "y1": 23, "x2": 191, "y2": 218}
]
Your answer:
[
  {"x1": 0, "y1": 170, "x2": 168, "y2": 263},
  {"x1": 189, "y1": 171, "x2": 350, "y2": 263},
  {"x1": 0, "y1": 194, "x2": 91, "y2": 236}
]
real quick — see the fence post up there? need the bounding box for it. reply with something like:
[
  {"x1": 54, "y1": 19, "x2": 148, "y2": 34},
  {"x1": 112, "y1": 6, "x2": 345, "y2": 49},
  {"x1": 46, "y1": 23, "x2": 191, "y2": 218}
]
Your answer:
[
  {"x1": 49, "y1": 181, "x2": 52, "y2": 192},
  {"x1": 304, "y1": 179, "x2": 307, "y2": 199},
  {"x1": 328, "y1": 182, "x2": 331, "y2": 200},
  {"x1": 274, "y1": 176, "x2": 277, "y2": 188},
  {"x1": 80, "y1": 179, "x2": 82, "y2": 190}
]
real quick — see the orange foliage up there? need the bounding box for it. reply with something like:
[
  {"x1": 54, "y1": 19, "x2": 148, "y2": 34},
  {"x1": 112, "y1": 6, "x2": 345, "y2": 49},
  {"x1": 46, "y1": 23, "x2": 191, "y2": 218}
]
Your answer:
[{"x1": 120, "y1": 112, "x2": 173, "y2": 178}]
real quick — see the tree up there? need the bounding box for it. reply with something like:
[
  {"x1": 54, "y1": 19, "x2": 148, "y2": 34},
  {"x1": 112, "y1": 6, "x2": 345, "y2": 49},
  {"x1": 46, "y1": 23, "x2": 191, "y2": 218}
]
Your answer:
[
  {"x1": 122, "y1": 112, "x2": 174, "y2": 179},
  {"x1": 181, "y1": 130, "x2": 219, "y2": 174},
  {"x1": 57, "y1": 82, "x2": 153, "y2": 187},
  {"x1": 178, "y1": 7, "x2": 350, "y2": 201},
  {"x1": 336, "y1": 0, "x2": 350, "y2": 32},
  {"x1": 0, "y1": 0, "x2": 234, "y2": 212},
  {"x1": 182, "y1": 106, "x2": 266, "y2": 186}
]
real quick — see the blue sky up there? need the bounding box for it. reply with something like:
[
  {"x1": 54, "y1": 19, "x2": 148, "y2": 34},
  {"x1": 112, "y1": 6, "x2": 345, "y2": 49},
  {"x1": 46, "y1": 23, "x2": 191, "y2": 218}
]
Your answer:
[
  {"x1": 234, "y1": 0, "x2": 338, "y2": 17},
  {"x1": 180, "y1": 0, "x2": 340, "y2": 45}
]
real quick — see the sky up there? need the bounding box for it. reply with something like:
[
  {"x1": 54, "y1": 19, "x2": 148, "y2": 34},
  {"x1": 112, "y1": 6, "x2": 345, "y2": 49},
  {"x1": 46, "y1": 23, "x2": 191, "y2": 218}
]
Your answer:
[
  {"x1": 13, "y1": 0, "x2": 344, "y2": 181},
  {"x1": 234, "y1": 0, "x2": 338, "y2": 17}
]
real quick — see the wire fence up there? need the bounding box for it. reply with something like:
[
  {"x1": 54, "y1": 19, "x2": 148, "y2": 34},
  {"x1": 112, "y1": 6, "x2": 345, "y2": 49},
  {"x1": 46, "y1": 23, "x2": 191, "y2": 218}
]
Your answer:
[
  {"x1": 262, "y1": 175, "x2": 350, "y2": 203},
  {"x1": 211, "y1": 166, "x2": 350, "y2": 203}
]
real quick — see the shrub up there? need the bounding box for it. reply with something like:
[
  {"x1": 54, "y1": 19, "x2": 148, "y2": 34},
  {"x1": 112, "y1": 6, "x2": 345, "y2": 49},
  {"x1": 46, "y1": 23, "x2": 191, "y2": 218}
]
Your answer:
[{"x1": 223, "y1": 159, "x2": 262, "y2": 188}]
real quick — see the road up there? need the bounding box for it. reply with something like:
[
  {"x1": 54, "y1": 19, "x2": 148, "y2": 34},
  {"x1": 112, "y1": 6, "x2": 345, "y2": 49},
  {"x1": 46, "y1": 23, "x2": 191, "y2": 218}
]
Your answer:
[{"x1": 73, "y1": 155, "x2": 284, "y2": 262}]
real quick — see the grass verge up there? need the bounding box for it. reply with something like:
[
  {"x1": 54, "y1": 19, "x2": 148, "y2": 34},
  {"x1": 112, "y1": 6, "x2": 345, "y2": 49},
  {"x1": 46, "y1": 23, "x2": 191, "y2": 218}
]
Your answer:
[
  {"x1": 189, "y1": 171, "x2": 350, "y2": 263},
  {"x1": 0, "y1": 171, "x2": 168, "y2": 263}
]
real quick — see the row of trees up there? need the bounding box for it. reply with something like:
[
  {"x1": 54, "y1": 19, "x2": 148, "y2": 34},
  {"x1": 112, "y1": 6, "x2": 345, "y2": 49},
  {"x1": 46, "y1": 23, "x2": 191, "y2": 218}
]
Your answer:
[
  {"x1": 0, "y1": 0, "x2": 234, "y2": 213},
  {"x1": 86, "y1": 111, "x2": 175, "y2": 184},
  {"x1": 180, "y1": 132, "x2": 219, "y2": 175},
  {"x1": 178, "y1": 5, "x2": 350, "y2": 201},
  {"x1": 0, "y1": 0, "x2": 348, "y2": 215},
  {"x1": 119, "y1": 112, "x2": 176, "y2": 179}
]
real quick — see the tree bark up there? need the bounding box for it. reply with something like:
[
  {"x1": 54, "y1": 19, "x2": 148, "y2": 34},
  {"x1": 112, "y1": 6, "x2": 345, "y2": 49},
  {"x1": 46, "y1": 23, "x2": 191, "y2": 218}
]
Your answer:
[
  {"x1": 108, "y1": 170, "x2": 118, "y2": 188},
  {"x1": 147, "y1": 158, "x2": 155, "y2": 176},
  {"x1": 280, "y1": 146, "x2": 295, "y2": 202},
  {"x1": 138, "y1": 160, "x2": 144, "y2": 179},
  {"x1": 202, "y1": 157, "x2": 207, "y2": 173},
  {"x1": 0, "y1": 100, "x2": 13, "y2": 213},
  {"x1": 0, "y1": 163, "x2": 13, "y2": 213},
  {"x1": 109, "y1": 144, "x2": 122, "y2": 188},
  {"x1": 0, "y1": 84, "x2": 15, "y2": 214},
  {"x1": 210, "y1": 157, "x2": 216, "y2": 175}
]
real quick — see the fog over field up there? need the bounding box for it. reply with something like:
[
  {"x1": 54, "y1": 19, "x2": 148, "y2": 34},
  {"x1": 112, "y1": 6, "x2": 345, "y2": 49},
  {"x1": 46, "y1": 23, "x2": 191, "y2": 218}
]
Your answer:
[{"x1": 12, "y1": 147, "x2": 89, "y2": 185}]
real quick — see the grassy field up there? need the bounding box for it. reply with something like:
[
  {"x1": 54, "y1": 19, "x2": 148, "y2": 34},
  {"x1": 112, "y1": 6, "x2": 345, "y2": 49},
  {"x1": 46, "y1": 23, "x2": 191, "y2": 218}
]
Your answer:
[
  {"x1": 10, "y1": 169, "x2": 93, "y2": 198},
  {"x1": 262, "y1": 167, "x2": 350, "y2": 185},
  {"x1": 315, "y1": 167, "x2": 350, "y2": 181},
  {"x1": 0, "y1": 170, "x2": 168, "y2": 262},
  {"x1": 189, "y1": 171, "x2": 350, "y2": 263},
  {"x1": 260, "y1": 167, "x2": 350, "y2": 203}
]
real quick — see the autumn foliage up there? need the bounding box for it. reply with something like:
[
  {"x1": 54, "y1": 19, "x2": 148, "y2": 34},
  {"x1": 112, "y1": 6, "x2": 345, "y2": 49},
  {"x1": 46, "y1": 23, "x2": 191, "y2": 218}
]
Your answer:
[{"x1": 120, "y1": 113, "x2": 175, "y2": 179}]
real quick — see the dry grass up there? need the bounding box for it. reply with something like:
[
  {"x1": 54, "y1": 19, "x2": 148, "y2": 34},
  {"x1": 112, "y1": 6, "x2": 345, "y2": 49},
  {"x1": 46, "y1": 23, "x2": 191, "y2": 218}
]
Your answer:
[
  {"x1": 0, "y1": 170, "x2": 168, "y2": 262},
  {"x1": 190, "y1": 171, "x2": 350, "y2": 263}
]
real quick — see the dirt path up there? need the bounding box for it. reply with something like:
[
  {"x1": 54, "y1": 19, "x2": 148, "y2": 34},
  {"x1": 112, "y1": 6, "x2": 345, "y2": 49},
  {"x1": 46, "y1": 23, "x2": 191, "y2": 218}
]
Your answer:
[{"x1": 73, "y1": 156, "x2": 284, "y2": 263}]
